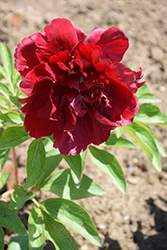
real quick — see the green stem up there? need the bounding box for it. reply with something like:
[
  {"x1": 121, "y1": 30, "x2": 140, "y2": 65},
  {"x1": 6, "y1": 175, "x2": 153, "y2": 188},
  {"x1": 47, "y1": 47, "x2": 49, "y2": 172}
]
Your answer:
[
  {"x1": 32, "y1": 198, "x2": 41, "y2": 208},
  {"x1": 0, "y1": 104, "x2": 9, "y2": 111},
  {"x1": 11, "y1": 147, "x2": 20, "y2": 185}
]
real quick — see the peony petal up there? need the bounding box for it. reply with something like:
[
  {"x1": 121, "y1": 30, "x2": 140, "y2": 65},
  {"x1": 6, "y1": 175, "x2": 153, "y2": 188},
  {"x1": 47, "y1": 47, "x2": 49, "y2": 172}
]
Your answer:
[
  {"x1": 21, "y1": 84, "x2": 52, "y2": 114},
  {"x1": 105, "y1": 63, "x2": 145, "y2": 93},
  {"x1": 44, "y1": 18, "x2": 84, "y2": 50},
  {"x1": 63, "y1": 102, "x2": 77, "y2": 131},
  {"x1": 84, "y1": 28, "x2": 105, "y2": 44},
  {"x1": 77, "y1": 41, "x2": 102, "y2": 66},
  {"x1": 66, "y1": 89, "x2": 86, "y2": 117},
  {"x1": 48, "y1": 50, "x2": 70, "y2": 79},
  {"x1": 93, "y1": 77, "x2": 139, "y2": 126},
  {"x1": 14, "y1": 33, "x2": 40, "y2": 78},
  {"x1": 49, "y1": 84, "x2": 67, "y2": 119},
  {"x1": 21, "y1": 88, "x2": 55, "y2": 138},
  {"x1": 75, "y1": 27, "x2": 87, "y2": 41},
  {"x1": 23, "y1": 100, "x2": 55, "y2": 138},
  {"x1": 20, "y1": 64, "x2": 53, "y2": 95},
  {"x1": 133, "y1": 67, "x2": 146, "y2": 91},
  {"x1": 35, "y1": 32, "x2": 57, "y2": 63},
  {"x1": 53, "y1": 106, "x2": 110, "y2": 155},
  {"x1": 36, "y1": 18, "x2": 86, "y2": 64},
  {"x1": 97, "y1": 26, "x2": 129, "y2": 62},
  {"x1": 88, "y1": 104, "x2": 118, "y2": 128}
]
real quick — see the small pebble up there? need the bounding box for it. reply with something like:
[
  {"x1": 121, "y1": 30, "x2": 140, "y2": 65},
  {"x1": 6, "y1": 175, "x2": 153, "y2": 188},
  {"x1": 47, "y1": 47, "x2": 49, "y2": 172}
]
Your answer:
[
  {"x1": 159, "y1": 85, "x2": 166, "y2": 92},
  {"x1": 133, "y1": 157, "x2": 139, "y2": 164},
  {"x1": 127, "y1": 177, "x2": 138, "y2": 185},
  {"x1": 98, "y1": 224, "x2": 106, "y2": 230},
  {"x1": 128, "y1": 165, "x2": 137, "y2": 173},
  {"x1": 124, "y1": 215, "x2": 129, "y2": 220},
  {"x1": 81, "y1": 245, "x2": 88, "y2": 250}
]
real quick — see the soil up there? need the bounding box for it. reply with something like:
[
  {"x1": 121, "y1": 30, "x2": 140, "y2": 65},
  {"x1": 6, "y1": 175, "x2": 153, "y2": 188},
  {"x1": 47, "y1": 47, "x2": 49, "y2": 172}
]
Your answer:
[{"x1": 1, "y1": 0, "x2": 167, "y2": 249}]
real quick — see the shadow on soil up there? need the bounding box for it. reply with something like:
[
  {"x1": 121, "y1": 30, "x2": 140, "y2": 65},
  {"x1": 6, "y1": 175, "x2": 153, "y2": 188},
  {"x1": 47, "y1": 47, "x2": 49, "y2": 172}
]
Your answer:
[
  {"x1": 99, "y1": 233, "x2": 121, "y2": 250},
  {"x1": 99, "y1": 197, "x2": 167, "y2": 250},
  {"x1": 133, "y1": 197, "x2": 167, "y2": 250}
]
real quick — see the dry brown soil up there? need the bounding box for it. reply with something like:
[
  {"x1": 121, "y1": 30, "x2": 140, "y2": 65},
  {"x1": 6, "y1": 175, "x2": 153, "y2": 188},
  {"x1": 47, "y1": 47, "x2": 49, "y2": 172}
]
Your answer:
[{"x1": 0, "y1": 0, "x2": 167, "y2": 249}]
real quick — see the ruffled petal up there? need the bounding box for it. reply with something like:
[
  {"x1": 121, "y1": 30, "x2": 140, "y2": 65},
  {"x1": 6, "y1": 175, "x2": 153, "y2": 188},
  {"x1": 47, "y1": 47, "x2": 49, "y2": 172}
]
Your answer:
[
  {"x1": 97, "y1": 26, "x2": 129, "y2": 62},
  {"x1": 22, "y1": 91, "x2": 55, "y2": 138},
  {"x1": 23, "y1": 102, "x2": 55, "y2": 138},
  {"x1": 48, "y1": 50, "x2": 70, "y2": 79},
  {"x1": 14, "y1": 33, "x2": 40, "y2": 78},
  {"x1": 77, "y1": 41, "x2": 102, "y2": 66},
  {"x1": 53, "y1": 105, "x2": 110, "y2": 155},
  {"x1": 21, "y1": 81, "x2": 53, "y2": 114},
  {"x1": 105, "y1": 63, "x2": 145, "y2": 93},
  {"x1": 44, "y1": 18, "x2": 85, "y2": 50},
  {"x1": 75, "y1": 27, "x2": 87, "y2": 41},
  {"x1": 84, "y1": 28, "x2": 105, "y2": 44},
  {"x1": 93, "y1": 73, "x2": 139, "y2": 126},
  {"x1": 36, "y1": 18, "x2": 86, "y2": 63},
  {"x1": 20, "y1": 64, "x2": 53, "y2": 95}
]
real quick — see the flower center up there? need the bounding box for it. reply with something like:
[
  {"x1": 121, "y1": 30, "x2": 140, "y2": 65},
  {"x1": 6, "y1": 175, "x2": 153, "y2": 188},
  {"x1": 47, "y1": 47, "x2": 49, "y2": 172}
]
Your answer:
[{"x1": 68, "y1": 70, "x2": 76, "y2": 75}]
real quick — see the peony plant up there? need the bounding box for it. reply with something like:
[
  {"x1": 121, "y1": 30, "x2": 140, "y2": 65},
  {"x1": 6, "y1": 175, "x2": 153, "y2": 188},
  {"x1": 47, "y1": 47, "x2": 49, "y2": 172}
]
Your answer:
[{"x1": 0, "y1": 18, "x2": 167, "y2": 249}]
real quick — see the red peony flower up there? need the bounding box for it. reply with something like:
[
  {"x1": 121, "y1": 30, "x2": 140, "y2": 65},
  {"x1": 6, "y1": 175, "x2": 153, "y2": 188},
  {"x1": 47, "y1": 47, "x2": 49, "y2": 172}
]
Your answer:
[{"x1": 15, "y1": 18, "x2": 145, "y2": 155}]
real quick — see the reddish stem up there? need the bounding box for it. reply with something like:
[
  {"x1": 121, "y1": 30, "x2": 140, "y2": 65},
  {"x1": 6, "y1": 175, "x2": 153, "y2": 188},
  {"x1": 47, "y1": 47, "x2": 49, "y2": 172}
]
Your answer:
[
  {"x1": 0, "y1": 188, "x2": 15, "y2": 199},
  {"x1": 8, "y1": 180, "x2": 14, "y2": 188}
]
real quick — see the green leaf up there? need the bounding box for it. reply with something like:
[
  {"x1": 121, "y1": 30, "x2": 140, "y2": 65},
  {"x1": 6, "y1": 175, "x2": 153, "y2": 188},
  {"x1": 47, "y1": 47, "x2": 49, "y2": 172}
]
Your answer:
[
  {"x1": 9, "y1": 185, "x2": 35, "y2": 210},
  {"x1": 135, "y1": 122, "x2": 166, "y2": 158},
  {"x1": 9, "y1": 96, "x2": 23, "y2": 109},
  {"x1": 0, "y1": 70, "x2": 4, "y2": 80},
  {"x1": 128, "y1": 63, "x2": 133, "y2": 70},
  {"x1": 63, "y1": 150, "x2": 87, "y2": 188},
  {"x1": 41, "y1": 169, "x2": 106, "y2": 200},
  {"x1": 0, "y1": 43, "x2": 13, "y2": 85},
  {"x1": 136, "y1": 83, "x2": 152, "y2": 98},
  {"x1": 0, "y1": 148, "x2": 10, "y2": 168},
  {"x1": 18, "y1": 92, "x2": 27, "y2": 99},
  {"x1": 0, "y1": 171, "x2": 10, "y2": 189},
  {"x1": 0, "y1": 83, "x2": 12, "y2": 98},
  {"x1": 0, "y1": 96, "x2": 11, "y2": 110},
  {"x1": 148, "y1": 128, "x2": 166, "y2": 157},
  {"x1": 0, "y1": 226, "x2": 4, "y2": 250},
  {"x1": 40, "y1": 198, "x2": 102, "y2": 246},
  {"x1": 124, "y1": 121, "x2": 161, "y2": 171},
  {"x1": 0, "y1": 201, "x2": 27, "y2": 235},
  {"x1": 25, "y1": 139, "x2": 46, "y2": 189},
  {"x1": 28, "y1": 206, "x2": 45, "y2": 250},
  {"x1": 8, "y1": 235, "x2": 28, "y2": 250},
  {"x1": 138, "y1": 94, "x2": 161, "y2": 104},
  {"x1": 42, "y1": 210, "x2": 79, "y2": 250},
  {"x1": 0, "y1": 112, "x2": 24, "y2": 128},
  {"x1": 44, "y1": 136, "x2": 54, "y2": 152},
  {"x1": 135, "y1": 103, "x2": 167, "y2": 126},
  {"x1": 89, "y1": 146, "x2": 126, "y2": 193},
  {"x1": 0, "y1": 65, "x2": 7, "y2": 79},
  {"x1": 102, "y1": 134, "x2": 138, "y2": 149},
  {"x1": 0, "y1": 126, "x2": 30, "y2": 150},
  {"x1": 35, "y1": 137, "x2": 62, "y2": 188},
  {"x1": 115, "y1": 127, "x2": 123, "y2": 138},
  {"x1": 0, "y1": 108, "x2": 8, "y2": 114},
  {"x1": 13, "y1": 67, "x2": 22, "y2": 96},
  {"x1": 0, "y1": 127, "x2": 3, "y2": 137}
]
